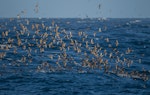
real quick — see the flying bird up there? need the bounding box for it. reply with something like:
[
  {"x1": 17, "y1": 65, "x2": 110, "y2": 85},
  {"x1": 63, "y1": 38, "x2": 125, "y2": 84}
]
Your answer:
[
  {"x1": 98, "y1": 4, "x2": 101, "y2": 10},
  {"x1": 34, "y1": 2, "x2": 39, "y2": 13}
]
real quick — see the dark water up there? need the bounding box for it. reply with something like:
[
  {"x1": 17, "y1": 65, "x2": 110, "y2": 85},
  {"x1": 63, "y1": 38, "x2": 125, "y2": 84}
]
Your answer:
[{"x1": 0, "y1": 18, "x2": 150, "y2": 95}]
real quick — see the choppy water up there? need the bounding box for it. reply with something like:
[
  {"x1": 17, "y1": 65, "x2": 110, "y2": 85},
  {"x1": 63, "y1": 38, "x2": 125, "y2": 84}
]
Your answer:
[{"x1": 0, "y1": 18, "x2": 150, "y2": 95}]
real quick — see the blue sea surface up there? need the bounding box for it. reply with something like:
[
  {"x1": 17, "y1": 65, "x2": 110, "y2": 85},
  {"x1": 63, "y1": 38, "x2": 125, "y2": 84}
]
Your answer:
[{"x1": 0, "y1": 18, "x2": 150, "y2": 95}]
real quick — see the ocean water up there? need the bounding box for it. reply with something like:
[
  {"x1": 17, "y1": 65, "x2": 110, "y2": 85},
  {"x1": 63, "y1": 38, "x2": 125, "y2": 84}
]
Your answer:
[{"x1": 0, "y1": 18, "x2": 150, "y2": 95}]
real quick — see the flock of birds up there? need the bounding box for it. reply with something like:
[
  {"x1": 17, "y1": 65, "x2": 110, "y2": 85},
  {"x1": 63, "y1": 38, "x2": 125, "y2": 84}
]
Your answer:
[{"x1": 0, "y1": 17, "x2": 149, "y2": 81}]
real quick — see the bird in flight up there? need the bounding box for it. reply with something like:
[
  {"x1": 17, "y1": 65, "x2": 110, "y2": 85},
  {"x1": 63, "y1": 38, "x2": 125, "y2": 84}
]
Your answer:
[
  {"x1": 34, "y1": 2, "x2": 39, "y2": 13},
  {"x1": 98, "y1": 4, "x2": 101, "y2": 10}
]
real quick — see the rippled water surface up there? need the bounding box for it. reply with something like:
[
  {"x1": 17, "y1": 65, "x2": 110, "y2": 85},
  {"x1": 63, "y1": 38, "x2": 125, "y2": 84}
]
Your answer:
[{"x1": 0, "y1": 18, "x2": 150, "y2": 95}]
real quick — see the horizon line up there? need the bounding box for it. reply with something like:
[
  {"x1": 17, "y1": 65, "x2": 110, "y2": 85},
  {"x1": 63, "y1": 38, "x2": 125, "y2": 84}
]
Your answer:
[{"x1": 0, "y1": 17, "x2": 150, "y2": 19}]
